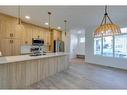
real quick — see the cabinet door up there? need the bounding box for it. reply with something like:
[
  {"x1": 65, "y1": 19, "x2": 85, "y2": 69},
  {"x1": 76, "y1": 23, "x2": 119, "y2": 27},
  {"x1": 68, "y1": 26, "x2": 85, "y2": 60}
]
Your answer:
[
  {"x1": 44, "y1": 31, "x2": 50, "y2": 45},
  {"x1": 1, "y1": 21, "x2": 21, "y2": 39},
  {"x1": 53, "y1": 30, "x2": 61, "y2": 40},
  {"x1": 41, "y1": 28, "x2": 46, "y2": 40},
  {"x1": 57, "y1": 31, "x2": 62, "y2": 40},
  {"x1": 21, "y1": 25, "x2": 32, "y2": 45},
  {"x1": 1, "y1": 21, "x2": 12, "y2": 39},
  {"x1": 32, "y1": 27, "x2": 39, "y2": 39},
  {"x1": 0, "y1": 21, "x2": 2, "y2": 51},
  {"x1": 13, "y1": 24, "x2": 22, "y2": 39},
  {"x1": 43, "y1": 31, "x2": 47, "y2": 44},
  {"x1": 0, "y1": 20, "x2": 2, "y2": 39},
  {"x1": 12, "y1": 39, "x2": 21, "y2": 55},
  {"x1": 38, "y1": 29, "x2": 43, "y2": 39},
  {"x1": 0, "y1": 39, "x2": 12, "y2": 56},
  {"x1": 53, "y1": 30, "x2": 57, "y2": 40},
  {"x1": 27, "y1": 27, "x2": 33, "y2": 45}
]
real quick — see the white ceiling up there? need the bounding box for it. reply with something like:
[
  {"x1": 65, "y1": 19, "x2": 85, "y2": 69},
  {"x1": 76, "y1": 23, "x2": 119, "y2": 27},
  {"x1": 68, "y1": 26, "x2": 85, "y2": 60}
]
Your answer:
[{"x1": 0, "y1": 6, "x2": 127, "y2": 32}]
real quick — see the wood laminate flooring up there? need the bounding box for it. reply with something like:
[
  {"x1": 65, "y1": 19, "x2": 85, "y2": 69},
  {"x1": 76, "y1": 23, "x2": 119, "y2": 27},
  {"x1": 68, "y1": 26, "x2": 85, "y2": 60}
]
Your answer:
[{"x1": 28, "y1": 58, "x2": 127, "y2": 89}]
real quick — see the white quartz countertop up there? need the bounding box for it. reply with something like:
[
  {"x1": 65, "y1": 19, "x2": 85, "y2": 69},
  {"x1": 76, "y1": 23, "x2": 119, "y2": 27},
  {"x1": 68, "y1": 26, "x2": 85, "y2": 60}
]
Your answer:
[{"x1": 0, "y1": 52, "x2": 69, "y2": 64}]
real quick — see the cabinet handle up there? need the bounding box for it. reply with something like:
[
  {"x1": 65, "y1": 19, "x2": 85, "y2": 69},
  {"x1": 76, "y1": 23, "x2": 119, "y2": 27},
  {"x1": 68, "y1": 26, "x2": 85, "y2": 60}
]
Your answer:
[
  {"x1": 10, "y1": 33, "x2": 12, "y2": 37},
  {"x1": 10, "y1": 40, "x2": 12, "y2": 43},
  {"x1": 10, "y1": 40, "x2": 13, "y2": 43},
  {"x1": 25, "y1": 41, "x2": 28, "y2": 44},
  {"x1": 12, "y1": 33, "x2": 13, "y2": 37},
  {"x1": 12, "y1": 40, "x2": 13, "y2": 43},
  {"x1": 10, "y1": 33, "x2": 13, "y2": 37}
]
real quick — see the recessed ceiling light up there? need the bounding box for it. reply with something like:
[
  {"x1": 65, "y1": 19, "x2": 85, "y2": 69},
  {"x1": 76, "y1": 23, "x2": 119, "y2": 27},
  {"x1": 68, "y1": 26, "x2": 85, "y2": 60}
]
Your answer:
[
  {"x1": 44, "y1": 22, "x2": 49, "y2": 25},
  {"x1": 57, "y1": 26, "x2": 61, "y2": 29},
  {"x1": 25, "y1": 16, "x2": 30, "y2": 19}
]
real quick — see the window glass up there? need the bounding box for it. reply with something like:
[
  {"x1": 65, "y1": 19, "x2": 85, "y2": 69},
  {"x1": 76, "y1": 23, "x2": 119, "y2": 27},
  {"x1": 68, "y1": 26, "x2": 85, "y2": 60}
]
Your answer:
[
  {"x1": 94, "y1": 38, "x2": 101, "y2": 55},
  {"x1": 103, "y1": 36, "x2": 113, "y2": 57},
  {"x1": 115, "y1": 35, "x2": 127, "y2": 58},
  {"x1": 121, "y1": 28, "x2": 127, "y2": 33},
  {"x1": 80, "y1": 37, "x2": 85, "y2": 43}
]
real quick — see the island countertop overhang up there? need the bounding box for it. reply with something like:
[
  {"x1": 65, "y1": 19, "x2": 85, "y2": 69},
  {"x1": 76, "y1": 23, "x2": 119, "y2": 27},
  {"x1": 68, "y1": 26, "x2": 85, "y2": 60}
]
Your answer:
[{"x1": 0, "y1": 52, "x2": 69, "y2": 64}]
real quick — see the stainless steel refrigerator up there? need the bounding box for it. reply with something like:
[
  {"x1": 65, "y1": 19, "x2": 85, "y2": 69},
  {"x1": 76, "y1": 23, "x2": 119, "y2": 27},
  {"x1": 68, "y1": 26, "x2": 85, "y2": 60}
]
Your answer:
[{"x1": 54, "y1": 40, "x2": 64, "y2": 52}]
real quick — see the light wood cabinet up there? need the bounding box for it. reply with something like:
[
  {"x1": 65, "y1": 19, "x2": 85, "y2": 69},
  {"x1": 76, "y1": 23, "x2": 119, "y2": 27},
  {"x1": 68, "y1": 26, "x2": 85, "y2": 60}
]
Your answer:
[
  {"x1": 37, "y1": 28, "x2": 43, "y2": 39},
  {"x1": 43, "y1": 31, "x2": 47, "y2": 44},
  {"x1": 0, "y1": 39, "x2": 12, "y2": 56},
  {"x1": 0, "y1": 55, "x2": 69, "y2": 88},
  {"x1": 32, "y1": 27, "x2": 45, "y2": 39},
  {"x1": 0, "y1": 20, "x2": 21, "y2": 39},
  {"x1": 32, "y1": 26, "x2": 39, "y2": 39},
  {"x1": 21, "y1": 24, "x2": 33, "y2": 45},
  {"x1": 11, "y1": 39, "x2": 21, "y2": 55},
  {"x1": 47, "y1": 31, "x2": 51, "y2": 45},
  {"x1": 52, "y1": 29, "x2": 62, "y2": 40},
  {"x1": 50, "y1": 29, "x2": 62, "y2": 51},
  {"x1": 0, "y1": 39, "x2": 20, "y2": 56},
  {"x1": 0, "y1": 19, "x2": 21, "y2": 56},
  {"x1": 0, "y1": 13, "x2": 63, "y2": 55}
]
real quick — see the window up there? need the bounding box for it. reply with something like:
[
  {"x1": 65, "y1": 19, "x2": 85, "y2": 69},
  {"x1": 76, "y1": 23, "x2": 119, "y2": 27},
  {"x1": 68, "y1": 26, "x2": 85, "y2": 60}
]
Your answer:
[
  {"x1": 94, "y1": 38, "x2": 101, "y2": 55},
  {"x1": 103, "y1": 36, "x2": 113, "y2": 57},
  {"x1": 94, "y1": 28, "x2": 127, "y2": 58},
  {"x1": 115, "y1": 35, "x2": 127, "y2": 58},
  {"x1": 80, "y1": 37, "x2": 85, "y2": 43}
]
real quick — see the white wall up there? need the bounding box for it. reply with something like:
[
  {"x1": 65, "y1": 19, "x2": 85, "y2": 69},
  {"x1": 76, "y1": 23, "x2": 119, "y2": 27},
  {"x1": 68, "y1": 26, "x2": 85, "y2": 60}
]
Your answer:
[
  {"x1": 70, "y1": 34, "x2": 78, "y2": 58},
  {"x1": 85, "y1": 26, "x2": 127, "y2": 70},
  {"x1": 69, "y1": 29, "x2": 85, "y2": 59},
  {"x1": 76, "y1": 35, "x2": 85, "y2": 55}
]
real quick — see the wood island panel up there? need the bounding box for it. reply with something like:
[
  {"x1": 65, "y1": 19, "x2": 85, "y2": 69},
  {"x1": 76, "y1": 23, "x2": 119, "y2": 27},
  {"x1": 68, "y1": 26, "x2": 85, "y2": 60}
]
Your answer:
[{"x1": 0, "y1": 55, "x2": 69, "y2": 89}]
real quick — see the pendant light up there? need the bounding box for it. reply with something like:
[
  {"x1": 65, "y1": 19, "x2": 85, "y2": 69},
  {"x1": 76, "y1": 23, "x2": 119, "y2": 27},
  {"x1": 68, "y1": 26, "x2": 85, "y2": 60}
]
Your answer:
[
  {"x1": 16, "y1": 6, "x2": 24, "y2": 31},
  {"x1": 47, "y1": 12, "x2": 51, "y2": 46},
  {"x1": 48, "y1": 12, "x2": 51, "y2": 32},
  {"x1": 94, "y1": 6, "x2": 121, "y2": 37},
  {"x1": 64, "y1": 20, "x2": 67, "y2": 36}
]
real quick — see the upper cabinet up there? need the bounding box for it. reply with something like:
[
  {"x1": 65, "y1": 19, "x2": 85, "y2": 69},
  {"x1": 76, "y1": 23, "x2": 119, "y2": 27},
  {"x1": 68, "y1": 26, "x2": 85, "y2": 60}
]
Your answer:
[
  {"x1": 45, "y1": 29, "x2": 51, "y2": 45},
  {"x1": 32, "y1": 26, "x2": 51, "y2": 45},
  {"x1": 52, "y1": 29, "x2": 62, "y2": 40},
  {"x1": 21, "y1": 24, "x2": 51, "y2": 46},
  {"x1": 32, "y1": 26, "x2": 39, "y2": 39},
  {"x1": 0, "y1": 13, "x2": 64, "y2": 56},
  {"x1": 0, "y1": 20, "x2": 21, "y2": 39},
  {"x1": 50, "y1": 29, "x2": 62, "y2": 52},
  {"x1": 21, "y1": 23, "x2": 33, "y2": 45}
]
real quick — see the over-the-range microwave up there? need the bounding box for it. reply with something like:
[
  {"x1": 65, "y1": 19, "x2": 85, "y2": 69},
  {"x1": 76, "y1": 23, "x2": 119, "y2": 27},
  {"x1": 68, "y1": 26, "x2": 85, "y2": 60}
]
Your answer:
[{"x1": 32, "y1": 38, "x2": 44, "y2": 46}]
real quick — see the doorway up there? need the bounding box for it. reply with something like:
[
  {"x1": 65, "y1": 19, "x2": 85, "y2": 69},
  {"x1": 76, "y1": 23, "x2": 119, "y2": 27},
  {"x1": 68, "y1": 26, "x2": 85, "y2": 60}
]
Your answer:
[{"x1": 69, "y1": 29, "x2": 85, "y2": 64}]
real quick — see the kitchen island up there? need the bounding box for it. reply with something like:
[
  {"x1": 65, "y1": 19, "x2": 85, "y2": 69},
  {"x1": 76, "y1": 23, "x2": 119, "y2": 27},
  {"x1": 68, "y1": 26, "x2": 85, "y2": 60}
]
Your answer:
[{"x1": 0, "y1": 52, "x2": 69, "y2": 89}]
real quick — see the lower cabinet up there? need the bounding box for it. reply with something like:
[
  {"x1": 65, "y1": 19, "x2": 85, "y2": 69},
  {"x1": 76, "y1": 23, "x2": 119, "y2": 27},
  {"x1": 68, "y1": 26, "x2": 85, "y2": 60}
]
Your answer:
[{"x1": 0, "y1": 55, "x2": 69, "y2": 89}]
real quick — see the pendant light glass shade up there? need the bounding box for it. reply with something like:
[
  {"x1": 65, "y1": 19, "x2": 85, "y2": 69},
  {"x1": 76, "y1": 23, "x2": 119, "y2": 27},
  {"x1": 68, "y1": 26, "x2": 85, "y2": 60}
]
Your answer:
[
  {"x1": 15, "y1": 6, "x2": 24, "y2": 32},
  {"x1": 15, "y1": 22, "x2": 24, "y2": 32},
  {"x1": 94, "y1": 6, "x2": 121, "y2": 37}
]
